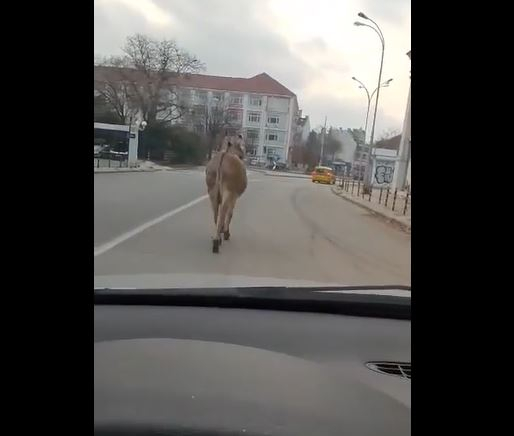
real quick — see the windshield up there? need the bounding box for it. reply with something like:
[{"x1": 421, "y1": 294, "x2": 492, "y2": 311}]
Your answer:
[{"x1": 94, "y1": 0, "x2": 411, "y2": 290}]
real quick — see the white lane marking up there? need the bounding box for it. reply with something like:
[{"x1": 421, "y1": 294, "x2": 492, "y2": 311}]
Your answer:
[{"x1": 94, "y1": 194, "x2": 209, "y2": 257}]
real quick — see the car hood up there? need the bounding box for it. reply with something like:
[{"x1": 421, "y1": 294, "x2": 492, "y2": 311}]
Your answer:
[{"x1": 94, "y1": 273, "x2": 410, "y2": 296}]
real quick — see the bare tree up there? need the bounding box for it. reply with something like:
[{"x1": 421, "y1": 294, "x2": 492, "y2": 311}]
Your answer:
[
  {"x1": 190, "y1": 96, "x2": 236, "y2": 160},
  {"x1": 94, "y1": 34, "x2": 205, "y2": 126},
  {"x1": 94, "y1": 75, "x2": 138, "y2": 125}
]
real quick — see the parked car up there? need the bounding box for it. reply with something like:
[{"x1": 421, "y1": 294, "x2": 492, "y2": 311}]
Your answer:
[
  {"x1": 99, "y1": 145, "x2": 128, "y2": 161},
  {"x1": 311, "y1": 166, "x2": 336, "y2": 184},
  {"x1": 94, "y1": 145, "x2": 104, "y2": 157}
]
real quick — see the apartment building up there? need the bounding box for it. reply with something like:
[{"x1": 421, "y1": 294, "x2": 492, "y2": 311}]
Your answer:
[
  {"x1": 172, "y1": 72, "x2": 301, "y2": 163},
  {"x1": 94, "y1": 66, "x2": 303, "y2": 162}
]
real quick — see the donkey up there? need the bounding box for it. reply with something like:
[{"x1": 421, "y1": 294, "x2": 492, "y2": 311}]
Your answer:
[{"x1": 205, "y1": 134, "x2": 247, "y2": 253}]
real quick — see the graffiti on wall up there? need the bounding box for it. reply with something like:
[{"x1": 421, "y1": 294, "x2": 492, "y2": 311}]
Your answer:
[{"x1": 374, "y1": 160, "x2": 395, "y2": 185}]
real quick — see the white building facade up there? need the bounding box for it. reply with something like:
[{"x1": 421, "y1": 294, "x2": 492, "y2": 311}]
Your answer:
[
  {"x1": 172, "y1": 73, "x2": 300, "y2": 163},
  {"x1": 371, "y1": 148, "x2": 398, "y2": 187}
]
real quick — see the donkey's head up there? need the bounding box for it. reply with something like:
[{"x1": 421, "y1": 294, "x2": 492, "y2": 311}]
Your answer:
[{"x1": 220, "y1": 133, "x2": 246, "y2": 160}]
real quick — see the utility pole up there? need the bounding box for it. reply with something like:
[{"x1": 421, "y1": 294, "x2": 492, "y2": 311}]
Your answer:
[{"x1": 319, "y1": 115, "x2": 327, "y2": 166}]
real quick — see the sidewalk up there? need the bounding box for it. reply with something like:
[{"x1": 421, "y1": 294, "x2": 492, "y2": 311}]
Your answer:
[{"x1": 331, "y1": 183, "x2": 411, "y2": 233}]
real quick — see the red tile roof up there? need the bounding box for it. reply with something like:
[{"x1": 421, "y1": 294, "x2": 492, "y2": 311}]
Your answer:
[
  {"x1": 176, "y1": 72, "x2": 295, "y2": 97},
  {"x1": 375, "y1": 134, "x2": 402, "y2": 150},
  {"x1": 94, "y1": 66, "x2": 295, "y2": 98}
]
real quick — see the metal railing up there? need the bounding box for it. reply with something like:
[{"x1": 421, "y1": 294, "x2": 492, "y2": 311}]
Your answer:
[
  {"x1": 94, "y1": 157, "x2": 129, "y2": 169},
  {"x1": 338, "y1": 176, "x2": 411, "y2": 216}
]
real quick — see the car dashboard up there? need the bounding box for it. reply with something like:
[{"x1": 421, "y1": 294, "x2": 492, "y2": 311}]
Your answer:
[{"x1": 94, "y1": 288, "x2": 411, "y2": 436}]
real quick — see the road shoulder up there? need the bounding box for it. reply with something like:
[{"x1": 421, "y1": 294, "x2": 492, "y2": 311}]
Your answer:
[{"x1": 331, "y1": 185, "x2": 411, "y2": 234}]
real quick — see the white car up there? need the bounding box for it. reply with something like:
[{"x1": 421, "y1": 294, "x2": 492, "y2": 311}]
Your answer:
[{"x1": 94, "y1": 145, "x2": 104, "y2": 157}]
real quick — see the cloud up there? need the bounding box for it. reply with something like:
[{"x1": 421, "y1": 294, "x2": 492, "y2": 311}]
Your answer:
[
  {"x1": 295, "y1": 38, "x2": 329, "y2": 53},
  {"x1": 96, "y1": 0, "x2": 173, "y2": 26},
  {"x1": 359, "y1": 0, "x2": 411, "y2": 26},
  {"x1": 304, "y1": 94, "x2": 403, "y2": 135},
  {"x1": 94, "y1": 0, "x2": 410, "y2": 132}
]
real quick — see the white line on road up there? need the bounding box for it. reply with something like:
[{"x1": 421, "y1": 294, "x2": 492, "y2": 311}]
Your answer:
[{"x1": 94, "y1": 194, "x2": 209, "y2": 257}]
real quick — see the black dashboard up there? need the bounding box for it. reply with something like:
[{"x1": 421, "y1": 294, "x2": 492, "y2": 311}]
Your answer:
[{"x1": 94, "y1": 288, "x2": 411, "y2": 435}]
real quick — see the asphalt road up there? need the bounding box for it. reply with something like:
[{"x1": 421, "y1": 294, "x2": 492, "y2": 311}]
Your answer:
[{"x1": 94, "y1": 168, "x2": 411, "y2": 287}]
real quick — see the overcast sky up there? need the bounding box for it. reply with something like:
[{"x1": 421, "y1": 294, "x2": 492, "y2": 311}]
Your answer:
[{"x1": 95, "y1": 0, "x2": 410, "y2": 136}]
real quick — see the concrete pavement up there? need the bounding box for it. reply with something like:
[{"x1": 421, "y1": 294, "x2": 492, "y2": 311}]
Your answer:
[
  {"x1": 331, "y1": 185, "x2": 411, "y2": 233},
  {"x1": 94, "y1": 168, "x2": 410, "y2": 286}
]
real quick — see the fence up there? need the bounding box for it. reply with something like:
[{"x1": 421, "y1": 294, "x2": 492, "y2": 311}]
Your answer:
[
  {"x1": 337, "y1": 176, "x2": 411, "y2": 216},
  {"x1": 94, "y1": 157, "x2": 129, "y2": 169}
]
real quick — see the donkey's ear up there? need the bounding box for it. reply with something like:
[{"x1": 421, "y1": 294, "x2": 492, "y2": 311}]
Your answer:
[
  {"x1": 225, "y1": 130, "x2": 228, "y2": 136},
  {"x1": 238, "y1": 134, "x2": 243, "y2": 139}
]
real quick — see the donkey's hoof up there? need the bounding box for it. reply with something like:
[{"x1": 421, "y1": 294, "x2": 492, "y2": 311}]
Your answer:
[
  {"x1": 223, "y1": 231, "x2": 230, "y2": 241},
  {"x1": 212, "y1": 239, "x2": 220, "y2": 253}
]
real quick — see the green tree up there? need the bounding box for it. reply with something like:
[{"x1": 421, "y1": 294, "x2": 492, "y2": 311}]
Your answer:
[
  {"x1": 143, "y1": 124, "x2": 206, "y2": 164},
  {"x1": 305, "y1": 130, "x2": 321, "y2": 168}
]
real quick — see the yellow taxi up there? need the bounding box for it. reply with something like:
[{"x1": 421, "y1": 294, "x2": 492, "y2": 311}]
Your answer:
[{"x1": 311, "y1": 166, "x2": 336, "y2": 184}]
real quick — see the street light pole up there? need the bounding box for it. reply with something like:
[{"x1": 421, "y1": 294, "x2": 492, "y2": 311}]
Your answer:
[
  {"x1": 370, "y1": 79, "x2": 392, "y2": 104},
  {"x1": 352, "y1": 77, "x2": 392, "y2": 183},
  {"x1": 352, "y1": 77, "x2": 392, "y2": 144},
  {"x1": 352, "y1": 77, "x2": 370, "y2": 140},
  {"x1": 355, "y1": 12, "x2": 385, "y2": 194}
]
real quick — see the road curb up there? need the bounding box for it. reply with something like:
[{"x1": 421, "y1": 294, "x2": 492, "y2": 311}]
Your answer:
[
  {"x1": 330, "y1": 186, "x2": 411, "y2": 233},
  {"x1": 263, "y1": 172, "x2": 310, "y2": 179},
  {"x1": 247, "y1": 167, "x2": 267, "y2": 174},
  {"x1": 247, "y1": 167, "x2": 310, "y2": 179}
]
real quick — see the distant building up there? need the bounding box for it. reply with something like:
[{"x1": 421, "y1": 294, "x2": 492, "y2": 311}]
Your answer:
[
  {"x1": 371, "y1": 148, "x2": 398, "y2": 187},
  {"x1": 94, "y1": 66, "x2": 305, "y2": 163},
  {"x1": 374, "y1": 134, "x2": 402, "y2": 151},
  {"x1": 351, "y1": 133, "x2": 400, "y2": 180}
]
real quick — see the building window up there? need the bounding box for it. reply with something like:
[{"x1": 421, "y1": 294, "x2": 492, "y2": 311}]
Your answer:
[
  {"x1": 197, "y1": 91, "x2": 207, "y2": 103},
  {"x1": 249, "y1": 96, "x2": 262, "y2": 106},
  {"x1": 227, "y1": 110, "x2": 242, "y2": 122},
  {"x1": 246, "y1": 129, "x2": 259, "y2": 141},
  {"x1": 230, "y1": 94, "x2": 243, "y2": 105},
  {"x1": 248, "y1": 112, "x2": 261, "y2": 123},
  {"x1": 178, "y1": 89, "x2": 191, "y2": 103},
  {"x1": 267, "y1": 116, "x2": 279, "y2": 125},
  {"x1": 267, "y1": 133, "x2": 278, "y2": 141},
  {"x1": 212, "y1": 92, "x2": 223, "y2": 102}
]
